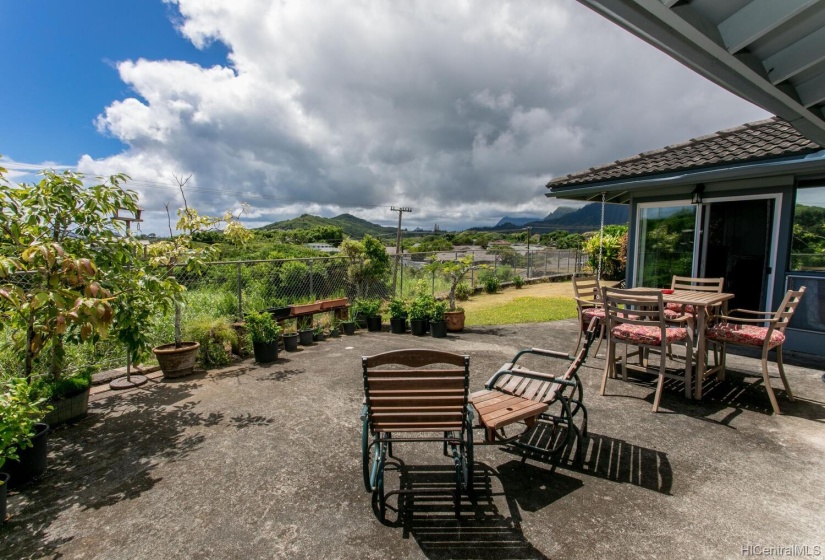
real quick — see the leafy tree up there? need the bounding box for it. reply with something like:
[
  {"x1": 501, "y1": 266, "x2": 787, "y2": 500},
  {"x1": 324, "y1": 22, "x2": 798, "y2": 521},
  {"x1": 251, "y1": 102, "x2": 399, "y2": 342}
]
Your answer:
[
  {"x1": 0, "y1": 166, "x2": 146, "y2": 382},
  {"x1": 340, "y1": 235, "x2": 390, "y2": 298}
]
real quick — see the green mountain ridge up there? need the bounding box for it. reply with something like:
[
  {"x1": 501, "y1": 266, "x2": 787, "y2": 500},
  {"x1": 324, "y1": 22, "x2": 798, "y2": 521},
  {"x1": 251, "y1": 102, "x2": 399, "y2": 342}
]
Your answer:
[{"x1": 259, "y1": 213, "x2": 396, "y2": 238}]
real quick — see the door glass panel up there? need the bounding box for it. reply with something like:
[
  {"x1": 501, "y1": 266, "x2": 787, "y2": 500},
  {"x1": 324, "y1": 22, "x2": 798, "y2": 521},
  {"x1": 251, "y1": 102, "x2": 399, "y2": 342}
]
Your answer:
[
  {"x1": 636, "y1": 205, "x2": 696, "y2": 287},
  {"x1": 791, "y1": 186, "x2": 825, "y2": 271}
]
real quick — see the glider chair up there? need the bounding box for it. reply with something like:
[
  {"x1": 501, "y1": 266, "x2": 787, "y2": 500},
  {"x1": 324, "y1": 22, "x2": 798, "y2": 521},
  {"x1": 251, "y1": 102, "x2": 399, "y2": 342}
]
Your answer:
[
  {"x1": 601, "y1": 288, "x2": 692, "y2": 412},
  {"x1": 572, "y1": 275, "x2": 610, "y2": 356},
  {"x1": 705, "y1": 287, "x2": 806, "y2": 415},
  {"x1": 361, "y1": 349, "x2": 474, "y2": 521}
]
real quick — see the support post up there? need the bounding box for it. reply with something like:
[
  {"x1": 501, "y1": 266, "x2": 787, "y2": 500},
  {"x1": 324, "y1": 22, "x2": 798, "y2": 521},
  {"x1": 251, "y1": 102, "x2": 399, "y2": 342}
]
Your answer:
[{"x1": 391, "y1": 206, "x2": 412, "y2": 296}]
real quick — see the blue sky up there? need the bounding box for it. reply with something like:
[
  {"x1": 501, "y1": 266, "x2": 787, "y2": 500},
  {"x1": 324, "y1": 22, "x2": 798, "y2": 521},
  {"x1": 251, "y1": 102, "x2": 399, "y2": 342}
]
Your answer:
[
  {"x1": 0, "y1": 1, "x2": 768, "y2": 233},
  {"x1": 0, "y1": 0, "x2": 227, "y2": 164}
]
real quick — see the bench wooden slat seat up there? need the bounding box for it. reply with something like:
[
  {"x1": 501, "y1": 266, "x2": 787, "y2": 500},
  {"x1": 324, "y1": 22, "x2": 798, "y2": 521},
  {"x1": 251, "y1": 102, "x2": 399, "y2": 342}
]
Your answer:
[
  {"x1": 468, "y1": 318, "x2": 600, "y2": 463},
  {"x1": 361, "y1": 348, "x2": 473, "y2": 521}
]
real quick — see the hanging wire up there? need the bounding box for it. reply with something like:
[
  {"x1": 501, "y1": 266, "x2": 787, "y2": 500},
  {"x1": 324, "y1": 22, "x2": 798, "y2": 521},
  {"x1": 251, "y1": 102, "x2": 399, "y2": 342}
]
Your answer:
[{"x1": 597, "y1": 192, "x2": 606, "y2": 280}]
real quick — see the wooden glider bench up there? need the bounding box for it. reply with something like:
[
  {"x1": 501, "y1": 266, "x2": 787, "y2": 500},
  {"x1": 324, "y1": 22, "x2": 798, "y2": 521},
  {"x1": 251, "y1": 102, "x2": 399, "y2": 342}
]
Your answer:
[{"x1": 470, "y1": 318, "x2": 599, "y2": 464}]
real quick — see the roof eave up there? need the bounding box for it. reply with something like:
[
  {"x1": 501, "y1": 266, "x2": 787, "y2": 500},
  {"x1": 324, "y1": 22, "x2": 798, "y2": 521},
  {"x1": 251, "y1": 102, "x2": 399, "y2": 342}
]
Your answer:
[{"x1": 545, "y1": 149, "x2": 825, "y2": 202}]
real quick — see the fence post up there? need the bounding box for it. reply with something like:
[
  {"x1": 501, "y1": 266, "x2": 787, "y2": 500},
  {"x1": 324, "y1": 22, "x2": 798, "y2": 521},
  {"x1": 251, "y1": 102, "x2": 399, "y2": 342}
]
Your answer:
[
  {"x1": 567, "y1": 251, "x2": 570, "y2": 273},
  {"x1": 237, "y1": 262, "x2": 243, "y2": 320},
  {"x1": 431, "y1": 269, "x2": 435, "y2": 296},
  {"x1": 309, "y1": 259, "x2": 314, "y2": 298},
  {"x1": 398, "y1": 254, "x2": 403, "y2": 297}
]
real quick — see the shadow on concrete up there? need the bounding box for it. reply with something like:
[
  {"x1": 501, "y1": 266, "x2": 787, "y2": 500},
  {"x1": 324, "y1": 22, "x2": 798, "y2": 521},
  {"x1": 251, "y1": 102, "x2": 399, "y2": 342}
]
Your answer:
[
  {"x1": 0, "y1": 379, "x2": 275, "y2": 558},
  {"x1": 380, "y1": 462, "x2": 558, "y2": 559},
  {"x1": 504, "y1": 430, "x2": 673, "y2": 496}
]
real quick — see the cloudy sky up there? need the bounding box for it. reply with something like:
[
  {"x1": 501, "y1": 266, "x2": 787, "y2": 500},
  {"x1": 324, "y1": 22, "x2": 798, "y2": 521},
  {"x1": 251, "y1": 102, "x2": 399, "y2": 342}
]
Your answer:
[{"x1": 1, "y1": 0, "x2": 769, "y2": 233}]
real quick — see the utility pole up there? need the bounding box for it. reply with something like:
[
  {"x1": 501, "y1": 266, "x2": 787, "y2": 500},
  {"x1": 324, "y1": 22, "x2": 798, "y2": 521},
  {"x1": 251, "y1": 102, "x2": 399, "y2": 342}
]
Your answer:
[{"x1": 391, "y1": 206, "x2": 412, "y2": 295}]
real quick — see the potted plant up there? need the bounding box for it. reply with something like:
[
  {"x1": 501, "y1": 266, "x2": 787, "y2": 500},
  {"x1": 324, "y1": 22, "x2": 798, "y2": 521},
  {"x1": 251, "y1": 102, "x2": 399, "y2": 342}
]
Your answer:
[
  {"x1": 267, "y1": 298, "x2": 292, "y2": 320},
  {"x1": 297, "y1": 316, "x2": 314, "y2": 346},
  {"x1": 429, "y1": 301, "x2": 448, "y2": 338},
  {"x1": 313, "y1": 323, "x2": 327, "y2": 342},
  {"x1": 408, "y1": 295, "x2": 430, "y2": 336},
  {"x1": 0, "y1": 169, "x2": 148, "y2": 417},
  {"x1": 0, "y1": 377, "x2": 50, "y2": 490},
  {"x1": 437, "y1": 255, "x2": 474, "y2": 332},
  {"x1": 282, "y1": 322, "x2": 299, "y2": 352},
  {"x1": 388, "y1": 298, "x2": 408, "y2": 334},
  {"x1": 148, "y1": 178, "x2": 251, "y2": 378},
  {"x1": 328, "y1": 315, "x2": 341, "y2": 338},
  {"x1": 245, "y1": 311, "x2": 281, "y2": 364},
  {"x1": 363, "y1": 298, "x2": 384, "y2": 332}
]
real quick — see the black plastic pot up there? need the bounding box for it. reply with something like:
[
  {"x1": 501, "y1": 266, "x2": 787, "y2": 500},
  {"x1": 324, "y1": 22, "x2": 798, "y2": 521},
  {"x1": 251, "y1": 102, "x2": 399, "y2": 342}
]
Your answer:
[
  {"x1": 423, "y1": 318, "x2": 431, "y2": 333},
  {"x1": 313, "y1": 331, "x2": 327, "y2": 342},
  {"x1": 4, "y1": 422, "x2": 49, "y2": 488},
  {"x1": 390, "y1": 317, "x2": 407, "y2": 334},
  {"x1": 367, "y1": 315, "x2": 383, "y2": 332},
  {"x1": 430, "y1": 320, "x2": 447, "y2": 338},
  {"x1": 342, "y1": 322, "x2": 356, "y2": 335},
  {"x1": 410, "y1": 319, "x2": 426, "y2": 336},
  {"x1": 283, "y1": 332, "x2": 299, "y2": 351},
  {"x1": 329, "y1": 327, "x2": 341, "y2": 338},
  {"x1": 355, "y1": 313, "x2": 368, "y2": 329},
  {"x1": 0, "y1": 472, "x2": 8, "y2": 524},
  {"x1": 299, "y1": 329, "x2": 314, "y2": 346},
  {"x1": 252, "y1": 340, "x2": 279, "y2": 363}
]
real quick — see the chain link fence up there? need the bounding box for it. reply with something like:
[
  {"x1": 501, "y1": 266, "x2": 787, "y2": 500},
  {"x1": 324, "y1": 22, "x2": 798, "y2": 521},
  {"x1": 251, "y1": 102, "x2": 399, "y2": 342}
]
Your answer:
[{"x1": 1, "y1": 249, "x2": 588, "y2": 376}]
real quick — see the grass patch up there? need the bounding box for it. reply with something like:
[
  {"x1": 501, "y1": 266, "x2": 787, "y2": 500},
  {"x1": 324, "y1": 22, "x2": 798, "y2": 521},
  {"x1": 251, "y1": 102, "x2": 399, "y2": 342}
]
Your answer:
[{"x1": 465, "y1": 296, "x2": 577, "y2": 326}]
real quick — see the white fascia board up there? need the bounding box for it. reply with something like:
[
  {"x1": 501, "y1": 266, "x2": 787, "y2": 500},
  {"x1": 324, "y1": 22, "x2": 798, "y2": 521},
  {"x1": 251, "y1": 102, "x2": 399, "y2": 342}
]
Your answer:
[{"x1": 576, "y1": 0, "x2": 825, "y2": 145}]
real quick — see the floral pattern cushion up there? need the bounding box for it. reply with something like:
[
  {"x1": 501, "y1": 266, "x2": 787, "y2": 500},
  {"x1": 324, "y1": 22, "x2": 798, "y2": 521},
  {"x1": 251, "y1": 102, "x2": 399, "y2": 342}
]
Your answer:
[
  {"x1": 663, "y1": 308, "x2": 682, "y2": 321},
  {"x1": 582, "y1": 307, "x2": 606, "y2": 320},
  {"x1": 611, "y1": 324, "x2": 688, "y2": 346},
  {"x1": 666, "y1": 302, "x2": 695, "y2": 314},
  {"x1": 706, "y1": 323, "x2": 785, "y2": 348}
]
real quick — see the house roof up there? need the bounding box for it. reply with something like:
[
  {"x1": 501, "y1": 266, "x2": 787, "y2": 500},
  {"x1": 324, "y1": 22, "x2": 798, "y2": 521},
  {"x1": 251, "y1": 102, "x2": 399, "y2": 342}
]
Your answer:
[
  {"x1": 546, "y1": 117, "x2": 821, "y2": 191},
  {"x1": 575, "y1": 0, "x2": 825, "y2": 146}
]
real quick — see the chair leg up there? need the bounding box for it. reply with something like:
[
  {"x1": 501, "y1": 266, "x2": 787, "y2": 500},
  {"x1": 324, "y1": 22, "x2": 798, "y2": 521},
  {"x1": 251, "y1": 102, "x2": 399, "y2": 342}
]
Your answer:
[
  {"x1": 593, "y1": 323, "x2": 605, "y2": 357},
  {"x1": 600, "y1": 338, "x2": 614, "y2": 395},
  {"x1": 775, "y1": 345, "x2": 795, "y2": 402},
  {"x1": 761, "y1": 346, "x2": 782, "y2": 415},
  {"x1": 621, "y1": 344, "x2": 628, "y2": 381},
  {"x1": 652, "y1": 353, "x2": 666, "y2": 413}
]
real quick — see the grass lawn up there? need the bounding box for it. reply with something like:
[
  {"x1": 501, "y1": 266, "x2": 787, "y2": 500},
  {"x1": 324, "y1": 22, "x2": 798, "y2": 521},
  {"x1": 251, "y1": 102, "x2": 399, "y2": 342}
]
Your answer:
[{"x1": 460, "y1": 281, "x2": 577, "y2": 326}]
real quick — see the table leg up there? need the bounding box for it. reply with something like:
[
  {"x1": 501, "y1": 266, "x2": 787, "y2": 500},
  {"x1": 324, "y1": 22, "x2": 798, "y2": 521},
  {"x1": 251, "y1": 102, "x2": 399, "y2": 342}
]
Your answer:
[{"x1": 694, "y1": 307, "x2": 707, "y2": 400}]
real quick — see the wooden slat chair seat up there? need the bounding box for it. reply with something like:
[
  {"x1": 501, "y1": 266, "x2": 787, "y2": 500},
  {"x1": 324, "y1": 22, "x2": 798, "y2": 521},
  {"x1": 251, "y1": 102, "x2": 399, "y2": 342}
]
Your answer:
[
  {"x1": 704, "y1": 287, "x2": 806, "y2": 415},
  {"x1": 469, "y1": 318, "x2": 600, "y2": 463},
  {"x1": 361, "y1": 349, "x2": 473, "y2": 520}
]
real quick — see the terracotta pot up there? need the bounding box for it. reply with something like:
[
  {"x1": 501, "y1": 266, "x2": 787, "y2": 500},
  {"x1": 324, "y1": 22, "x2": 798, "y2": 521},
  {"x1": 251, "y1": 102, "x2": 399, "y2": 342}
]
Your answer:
[
  {"x1": 290, "y1": 302, "x2": 322, "y2": 316},
  {"x1": 319, "y1": 297, "x2": 349, "y2": 310},
  {"x1": 153, "y1": 342, "x2": 200, "y2": 379},
  {"x1": 444, "y1": 310, "x2": 465, "y2": 332}
]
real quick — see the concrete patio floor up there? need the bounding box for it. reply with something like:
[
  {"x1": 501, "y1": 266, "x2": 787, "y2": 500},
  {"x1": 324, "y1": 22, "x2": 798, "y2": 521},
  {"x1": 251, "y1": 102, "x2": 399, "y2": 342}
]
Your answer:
[{"x1": 2, "y1": 320, "x2": 823, "y2": 559}]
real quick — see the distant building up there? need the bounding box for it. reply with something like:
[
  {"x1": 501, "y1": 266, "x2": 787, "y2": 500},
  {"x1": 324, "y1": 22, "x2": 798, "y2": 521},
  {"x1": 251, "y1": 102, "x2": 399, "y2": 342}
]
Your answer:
[{"x1": 304, "y1": 242, "x2": 339, "y2": 253}]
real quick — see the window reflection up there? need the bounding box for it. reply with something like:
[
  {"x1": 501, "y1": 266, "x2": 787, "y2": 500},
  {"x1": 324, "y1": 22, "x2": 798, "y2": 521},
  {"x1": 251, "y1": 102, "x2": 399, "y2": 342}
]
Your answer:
[{"x1": 636, "y1": 205, "x2": 696, "y2": 287}]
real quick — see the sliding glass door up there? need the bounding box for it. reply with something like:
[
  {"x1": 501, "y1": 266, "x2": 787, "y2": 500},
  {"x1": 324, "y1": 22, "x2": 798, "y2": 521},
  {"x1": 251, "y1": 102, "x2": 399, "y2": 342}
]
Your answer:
[{"x1": 635, "y1": 204, "x2": 697, "y2": 288}]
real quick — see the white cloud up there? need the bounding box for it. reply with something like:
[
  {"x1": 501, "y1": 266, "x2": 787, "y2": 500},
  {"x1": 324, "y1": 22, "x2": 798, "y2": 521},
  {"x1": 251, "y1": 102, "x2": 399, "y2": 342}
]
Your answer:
[{"x1": 78, "y1": 0, "x2": 769, "y2": 233}]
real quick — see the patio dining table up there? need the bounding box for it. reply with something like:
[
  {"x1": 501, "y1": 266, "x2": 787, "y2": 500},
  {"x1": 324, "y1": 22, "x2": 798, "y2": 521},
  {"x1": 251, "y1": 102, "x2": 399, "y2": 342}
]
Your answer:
[{"x1": 661, "y1": 289, "x2": 734, "y2": 399}]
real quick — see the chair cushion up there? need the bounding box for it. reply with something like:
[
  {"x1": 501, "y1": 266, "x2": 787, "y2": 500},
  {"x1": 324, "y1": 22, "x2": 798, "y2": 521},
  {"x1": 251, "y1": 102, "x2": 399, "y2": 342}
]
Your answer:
[
  {"x1": 706, "y1": 323, "x2": 785, "y2": 349},
  {"x1": 663, "y1": 308, "x2": 682, "y2": 320},
  {"x1": 611, "y1": 324, "x2": 688, "y2": 346},
  {"x1": 665, "y1": 302, "x2": 695, "y2": 314},
  {"x1": 582, "y1": 307, "x2": 606, "y2": 320}
]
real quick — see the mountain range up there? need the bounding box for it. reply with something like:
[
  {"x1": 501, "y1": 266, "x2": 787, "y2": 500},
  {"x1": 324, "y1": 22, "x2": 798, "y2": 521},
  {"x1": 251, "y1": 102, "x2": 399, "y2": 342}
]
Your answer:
[{"x1": 260, "y1": 202, "x2": 629, "y2": 237}]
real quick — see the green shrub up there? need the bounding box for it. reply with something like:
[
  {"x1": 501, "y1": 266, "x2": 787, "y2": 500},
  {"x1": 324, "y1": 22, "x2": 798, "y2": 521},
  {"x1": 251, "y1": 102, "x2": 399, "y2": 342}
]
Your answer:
[
  {"x1": 430, "y1": 301, "x2": 448, "y2": 322},
  {"x1": 388, "y1": 298, "x2": 409, "y2": 319},
  {"x1": 513, "y1": 275, "x2": 524, "y2": 289},
  {"x1": 244, "y1": 311, "x2": 281, "y2": 344},
  {"x1": 183, "y1": 317, "x2": 237, "y2": 368},
  {"x1": 454, "y1": 282, "x2": 472, "y2": 301},
  {"x1": 495, "y1": 265, "x2": 513, "y2": 282},
  {"x1": 483, "y1": 274, "x2": 500, "y2": 294}
]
